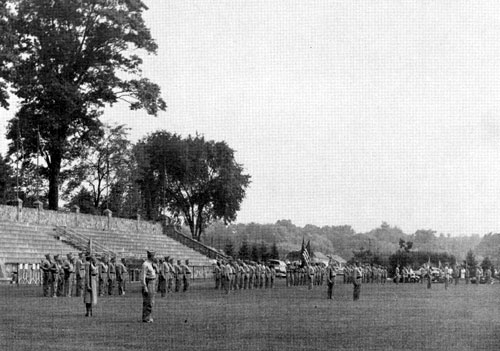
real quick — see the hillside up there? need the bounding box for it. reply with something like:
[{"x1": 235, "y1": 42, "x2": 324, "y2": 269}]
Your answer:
[{"x1": 201, "y1": 220, "x2": 485, "y2": 262}]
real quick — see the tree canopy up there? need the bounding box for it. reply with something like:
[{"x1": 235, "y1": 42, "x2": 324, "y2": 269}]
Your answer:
[
  {"x1": 135, "y1": 131, "x2": 251, "y2": 241},
  {"x1": 1, "y1": 0, "x2": 166, "y2": 209}
]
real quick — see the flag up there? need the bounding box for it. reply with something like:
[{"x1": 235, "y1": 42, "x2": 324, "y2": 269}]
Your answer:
[
  {"x1": 306, "y1": 240, "x2": 312, "y2": 259},
  {"x1": 300, "y1": 237, "x2": 310, "y2": 266}
]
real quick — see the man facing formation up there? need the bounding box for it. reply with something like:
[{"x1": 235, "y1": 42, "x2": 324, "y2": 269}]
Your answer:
[
  {"x1": 352, "y1": 261, "x2": 362, "y2": 301},
  {"x1": 141, "y1": 250, "x2": 157, "y2": 323},
  {"x1": 326, "y1": 260, "x2": 337, "y2": 300}
]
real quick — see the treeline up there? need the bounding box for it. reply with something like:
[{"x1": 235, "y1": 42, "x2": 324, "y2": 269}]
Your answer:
[
  {"x1": 223, "y1": 240, "x2": 279, "y2": 262},
  {"x1": 203, "y1": 220, "x2": 489, "y2": 264}
]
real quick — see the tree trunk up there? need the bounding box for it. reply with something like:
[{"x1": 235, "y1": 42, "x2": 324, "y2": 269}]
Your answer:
[{"x1": 47, "y1": 151, "x2": 62, "y2": 210}]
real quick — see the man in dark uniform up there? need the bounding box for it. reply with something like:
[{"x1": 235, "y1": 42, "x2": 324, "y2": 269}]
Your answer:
[{"x1": 141, "y1": 250, "x2": 157, "y2": 323}]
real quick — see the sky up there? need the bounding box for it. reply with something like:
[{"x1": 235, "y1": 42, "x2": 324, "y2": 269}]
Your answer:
[{"x1": 3, "y1": 0, "x2": 500, "y2": 236}]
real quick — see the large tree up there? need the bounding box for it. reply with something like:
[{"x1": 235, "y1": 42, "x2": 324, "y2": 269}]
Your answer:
[
  {"x1": 63, "y1": 124, "x2": 132, "y2": 212},
  {"x1": 135, "y1": 131, "x2": 251, "y2": 241},
  {"x1": 2, "y1": 0, "x2": 166, "y2": 210}
]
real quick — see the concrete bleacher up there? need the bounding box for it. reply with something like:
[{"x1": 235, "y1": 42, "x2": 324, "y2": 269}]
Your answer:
[
  {"x1": 61, "y1": 226, "x2": 214, "y2": 266},
  {"x1": 0, "y1": 222, "x2": 75, "y2": 264}
]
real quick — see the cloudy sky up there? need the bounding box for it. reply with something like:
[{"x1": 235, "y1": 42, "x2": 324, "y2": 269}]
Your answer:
[{"x1": 3, "y1": 0, "x2": 500, "y2": 235}]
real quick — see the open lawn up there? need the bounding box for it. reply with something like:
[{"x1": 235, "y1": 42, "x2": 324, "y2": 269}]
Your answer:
[{"x1": 0, "y1": 280, "x2": 499, "y2": 351}]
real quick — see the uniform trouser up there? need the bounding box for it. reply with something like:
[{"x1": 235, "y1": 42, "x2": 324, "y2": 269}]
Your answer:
[
  {"x1": 248, "y1": 275, "x2": 253, "y2": 289},
  {"x1": 260, "y1": 275, "x2": 264, "y2": 288},
  {"x1": 57, "y1": 275, "x2": 65, "y2": 296},
  {"x1": 265, "y1": 276, "x2": 269, "y2": 288},
  {"x1": 270, "y1": 277, "x2": 274, "y2": 289},
  {"x1": 108, "y1": 276, "x2": 116, "y2": 295},
  {"x1": 353, "y1": 282, "x2": 361, "y2": 301},
  {"x1": 142, "y1": 278, "x2": 156, "y2": 322},
  {"x1": 224, "y1": 276, "x2": 230, "y2": 294},
  {"x1": 427, "y1": 277, "x2": 432, "y2": 289},
  {"x1": 50, "y1": 274, "x2": 58, "y2": 297},
  {"x1": 42, "y1": 273, "x2": 50, "y2": 297},
  {"x1": 183, "y1": 275, "x2": 190, "y2": 292},
  {"x1": 235, "y1": 273, "x2": 240, "y2": 289},
  {"x1": 76, "y1": 276, "x2": 83, "y2": 297},
  {"x1": 465, "y1": 278, "x2": 469, "y2": 284},
  {"x1": 243, "y1": 275, "x2": 248, "y2": 289},
  {"x1": 167, "y1": 277, "x2": 172, "y2": 292},
  {"x1": 99, "y1": 278, "x2": 106, "y2": 296},
  {"x1": 454, "y1": 277, "x2": 459, "y2": 285},
  {"x1": 444, "y1": 278, "x2": 449, "y2": 289},
  {"x1": 175, "y1": 277, "x2": 180, "y2": 292},
  {"x1": 215, "y1": 276, "x2": 220, "y2": 289},
  {"x1": 64, "y1": 274, "x2": 73, "y2": 297},
  {"x1": 117, "y1": 278, "x2": 126, "y2": 295},
  {"x1": 308, "y1": 275, "x2": 313, "y2": 290},
  {"x1": 327, "y1": 281, "x2": 334, "y2": 299}
]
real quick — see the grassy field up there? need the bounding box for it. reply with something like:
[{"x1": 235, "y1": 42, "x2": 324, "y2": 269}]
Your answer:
[{"x1": 0, "y1": 279, "x2": 498, "y2": 351}]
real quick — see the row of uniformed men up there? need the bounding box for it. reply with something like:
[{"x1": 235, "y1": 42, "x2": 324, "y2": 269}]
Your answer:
[
  {"x1": 343, "y1": 264, "x2": 388, "y2": 284},
  {"x1": 40, "y1": 252, "x2": 128, "y2": 298},
  {"x1": 285, "y1": 263, "x2": 329, "y2": 288},
  {"x1": 155, "y1": 257, "x2": 192, "y2": 297},
  {"x1": 212, "y1": 260, "x2": 277, "y2": 292}
]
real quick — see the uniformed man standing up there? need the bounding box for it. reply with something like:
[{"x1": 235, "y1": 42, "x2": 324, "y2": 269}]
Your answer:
[
  {"x1": 326, "y1": 260, "x2": 336, "y2": 299},
  {"x1": 108, "y1": 257, "x2": 117, "y2": 295},
  {"x1": 352, "y1": 261, "x2": 362, "y2": 301},
  {"x1": 213, "y1": 261, "x2": 221, "y2": 289},
  {"x1": 62, "y1": 253, "x2": 75, "y2": 297},
  {"x1": 55, "y1": 255, "x2": 65, "y2": 297},
  {"x1": 40, "y1": 254, "x2": 51, "y2": 297},
  {"x1": 115, "y1": 258, "x2": 128, "y2": 296},
  {"x1": 49, "y1": 254, "x2": 59, "y2": 297},
  {"x1": 75, "y1": 252, "x2": 85, "y2": 297},
  {"x1": 157, "y1": 257, "x2": 167, "y2": 297},
  {"x1": 181, "y1": 259, "x2": 192, "y2": 292},
  {"x1": 98, "y1": 257, "x2": 108, "y2": 297},
  {"x1": 173, "y1": 260, "x2": 182, "y2": 292},
  {"x1": 141, "y1": 250, "x2": 157, "y2": 323}
]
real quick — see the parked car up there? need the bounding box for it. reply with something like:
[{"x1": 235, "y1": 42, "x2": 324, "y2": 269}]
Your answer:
[{"x1": 268, "y1": 259, "x2": 287, "y2": 278}]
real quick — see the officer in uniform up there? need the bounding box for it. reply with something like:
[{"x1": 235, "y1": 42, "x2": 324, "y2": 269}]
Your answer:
[
  {"x1": 326, "y1": 259, "x2": 336, "y2": 299},
  {"x1": 49, "y1": 254, "x2": 59, "y2": 297},
  {"x1": 62, "y1": 253, "x2": 75, "y2": 297},
  {"x1": 181, "y1": 259, "x2": 192, "y2": 292},
  {"x1": 115, "y1": 257, "x2": 128, "y2": 296},
  {"x1": 108, "y1": 256, "x2": 117, "y2": 295},
  {"x1": 352, "y1": 261, "x2": 362, "y2": 301},
  {"x1": 40, "y1": 254, "x2": 51, "y2": 297},
  {"x1": 141, "y1": 250, "x2": 157, "y2": 323},
  {"x1": 98, "y1": 256, "x2": 108, "y2": 297},
  {"x1": 75, "y1": 252, "x2": 85, "y2": 297},
  {"x1": 213, "y1": 261, "x2": 221, "y2": 289},
  {"x1": 173, "y1": 260, "x2": 182, "y2": 292}
]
